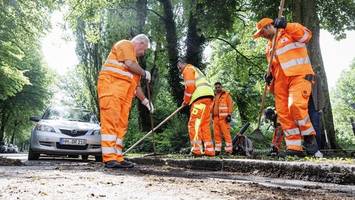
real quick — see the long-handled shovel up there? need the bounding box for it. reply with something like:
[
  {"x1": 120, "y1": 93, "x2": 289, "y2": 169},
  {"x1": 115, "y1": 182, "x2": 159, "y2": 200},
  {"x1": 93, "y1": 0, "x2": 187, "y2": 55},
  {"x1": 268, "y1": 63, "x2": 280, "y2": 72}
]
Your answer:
[
  {"x1": 146, "y1": 82, "x2": 157, "y2": 155},
  {"x1": 123, "y1": 105, "x2": 185, "y2": 155},
  {"x1": 251, "y1": 0, "x2": 286, "y2": 138}
]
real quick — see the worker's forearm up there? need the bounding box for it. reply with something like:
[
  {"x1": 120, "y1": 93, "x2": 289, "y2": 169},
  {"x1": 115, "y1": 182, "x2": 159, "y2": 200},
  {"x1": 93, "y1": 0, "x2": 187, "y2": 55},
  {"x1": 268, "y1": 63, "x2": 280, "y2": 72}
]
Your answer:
[{"x1": 125, "y1": 60, "x2": 145, "y2": 76}]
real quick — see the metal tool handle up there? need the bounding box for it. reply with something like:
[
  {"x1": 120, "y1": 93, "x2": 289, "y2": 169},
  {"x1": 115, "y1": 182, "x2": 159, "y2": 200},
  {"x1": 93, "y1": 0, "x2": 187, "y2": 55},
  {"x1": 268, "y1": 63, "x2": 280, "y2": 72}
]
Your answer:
[
  {"x1": 123, "y1": 105, "x2": 185, "y2": 155},
  {"x1": 146, "y1": 82, "x2": 156, "y2": 153},
  {"x1": 256, "y1": 0, "x2": 286, "y2": 129}
]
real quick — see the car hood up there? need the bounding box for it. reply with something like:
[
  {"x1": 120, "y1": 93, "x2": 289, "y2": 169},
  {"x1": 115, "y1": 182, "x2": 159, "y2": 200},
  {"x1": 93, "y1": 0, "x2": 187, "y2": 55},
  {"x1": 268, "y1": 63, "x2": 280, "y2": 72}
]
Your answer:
[{"x1": 40, "y1": 120, "x2": 100, "y2": 130}]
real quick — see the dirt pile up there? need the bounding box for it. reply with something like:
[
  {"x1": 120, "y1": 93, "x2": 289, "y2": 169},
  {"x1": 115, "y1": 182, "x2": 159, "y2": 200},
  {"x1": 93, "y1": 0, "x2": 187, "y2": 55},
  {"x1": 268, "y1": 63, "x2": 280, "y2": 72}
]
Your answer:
[{"x1": 0, "y1": 156, "x2": 23, "y2": 166}]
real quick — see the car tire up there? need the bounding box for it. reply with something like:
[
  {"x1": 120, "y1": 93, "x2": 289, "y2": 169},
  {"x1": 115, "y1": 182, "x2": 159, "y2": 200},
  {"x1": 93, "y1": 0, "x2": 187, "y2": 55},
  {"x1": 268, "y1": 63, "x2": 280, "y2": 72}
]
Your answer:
[
  {"x1": 28, "y1": 148, "x2": 40, "y2": 160},
  {"x1": 81, "y1": 155, "x2": 89, "y2": 161},
  {"x1": 95, "y1": 155, "x2": 102, "y2": 162}
]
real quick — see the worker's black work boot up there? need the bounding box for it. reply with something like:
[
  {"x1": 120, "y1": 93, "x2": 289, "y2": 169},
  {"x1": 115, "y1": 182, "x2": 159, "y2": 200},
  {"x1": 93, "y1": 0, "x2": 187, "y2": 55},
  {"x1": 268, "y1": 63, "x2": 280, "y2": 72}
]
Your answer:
[
  {"x1": 215, "y1": 151, "x2": 221, "y2": 156},
  {"x1": 285, "y1": 150, "x2": 305, "y2": 157},
  {"x1": 267, "y1": 145, "x2": 279, "y2": 157},
  {"x1": 304, "y1": 135, "x2": 323, "y2": 158},
  {"x1": 303, "y1": 135, "x2": 318, "y2": 154},
  {"x1": 105, "y1": 160, "x2": 134, "y2": 169}
]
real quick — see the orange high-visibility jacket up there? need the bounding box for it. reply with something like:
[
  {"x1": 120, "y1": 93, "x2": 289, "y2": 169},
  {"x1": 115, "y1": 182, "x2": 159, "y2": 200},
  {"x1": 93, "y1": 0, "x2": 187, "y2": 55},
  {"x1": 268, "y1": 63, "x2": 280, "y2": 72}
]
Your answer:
[
  {"x1": 212, "y1": 90, "x2": 234, "y2": 118},
  {"x1": 182, "y1": 64, "x2": 214, "y2": 105},
  {"x1": 101, "y1": 40, "x2": 138, "y2": 81},
  {"x1": 266, "y1": 23, "x2": 314, "y2": 77}
]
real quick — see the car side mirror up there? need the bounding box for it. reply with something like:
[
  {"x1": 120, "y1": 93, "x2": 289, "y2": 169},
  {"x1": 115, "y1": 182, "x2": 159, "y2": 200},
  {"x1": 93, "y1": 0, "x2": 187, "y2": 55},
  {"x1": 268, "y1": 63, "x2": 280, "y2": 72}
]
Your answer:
[{"x1": 30, "y1": 116, "x2": 41, "y2": 122}]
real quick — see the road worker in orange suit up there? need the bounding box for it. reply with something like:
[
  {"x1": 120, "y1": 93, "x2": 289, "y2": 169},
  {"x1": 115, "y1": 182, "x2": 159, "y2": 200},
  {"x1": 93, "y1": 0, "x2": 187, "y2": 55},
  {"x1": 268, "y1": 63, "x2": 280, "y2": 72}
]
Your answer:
[
  {"x1": 212, "y1": 82, "x2": 234, "y2": 155},
  {"x1": 253, "y1": 17, "x2": 320, "y2": 157},
  {"x1": 97, "y1": 34, "x2": 154, "y2": 168},
  {"x1": 177, "y1": 59, "x2": 215, "y2": 157}
]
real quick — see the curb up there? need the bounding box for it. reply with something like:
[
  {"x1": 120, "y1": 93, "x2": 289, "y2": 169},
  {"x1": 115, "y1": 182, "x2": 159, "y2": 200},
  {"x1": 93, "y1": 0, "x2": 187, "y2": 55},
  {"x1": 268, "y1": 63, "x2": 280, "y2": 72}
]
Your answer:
[{"x1": 128, "y1": 157, "x2": 355, "y2": 185}]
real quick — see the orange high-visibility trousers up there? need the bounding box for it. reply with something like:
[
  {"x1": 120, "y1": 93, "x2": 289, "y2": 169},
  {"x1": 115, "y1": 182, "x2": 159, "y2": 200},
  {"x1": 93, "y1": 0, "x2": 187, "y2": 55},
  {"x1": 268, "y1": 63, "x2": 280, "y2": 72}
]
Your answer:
[
  {"x1": 97, "y1": 73, "x2": 135, "y2": 162},
  {"x1": 188, "y1": 98, "x2": 215, "y2": 156},
  {"x1": 274, "y1": 71, "x2": 316, "y2": 152},
  {"x1": 213, "y1": 117, "x2": 233, "y2": 153}
]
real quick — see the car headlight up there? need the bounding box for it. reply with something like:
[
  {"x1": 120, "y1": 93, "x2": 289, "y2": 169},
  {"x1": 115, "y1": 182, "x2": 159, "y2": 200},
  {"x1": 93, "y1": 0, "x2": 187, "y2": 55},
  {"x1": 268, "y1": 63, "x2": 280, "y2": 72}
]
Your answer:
[
  {"x1": 91, "y1": 130, "x2": 100, "y2": 136},
  {"x1": 35, "y1": 124, "x2": 56, "y2": 132}
]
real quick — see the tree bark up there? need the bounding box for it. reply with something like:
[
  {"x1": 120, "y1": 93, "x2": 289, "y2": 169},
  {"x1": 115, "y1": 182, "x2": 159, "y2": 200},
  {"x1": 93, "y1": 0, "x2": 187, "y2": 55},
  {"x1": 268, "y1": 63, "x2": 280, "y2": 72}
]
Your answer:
[
  {"x1": 133, "y1": 0, "x2": 152, "y2": 131},
  {"x1": 185, "y1": 0, "x2": 205, "y2": 69},
  {"x1": 159, "y1": 0, "x2": 183, "y2": 106},
  {"x1": 291, "y1": 0, "x2": 337, "y2": 148}
]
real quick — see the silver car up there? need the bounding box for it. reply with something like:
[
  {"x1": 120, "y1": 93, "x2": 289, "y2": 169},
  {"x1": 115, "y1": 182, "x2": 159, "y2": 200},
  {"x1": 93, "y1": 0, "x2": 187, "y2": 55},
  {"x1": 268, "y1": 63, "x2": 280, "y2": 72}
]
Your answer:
[{"x1": 29, "y1": 107, "x2": 102, "y2": 161}]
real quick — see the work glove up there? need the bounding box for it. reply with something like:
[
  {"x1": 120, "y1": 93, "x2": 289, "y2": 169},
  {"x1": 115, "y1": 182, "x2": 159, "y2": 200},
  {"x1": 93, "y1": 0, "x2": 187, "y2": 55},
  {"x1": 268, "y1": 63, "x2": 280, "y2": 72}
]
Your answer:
[
  {"x1": 264, "y1": 73, "x2": 273, "y2": 86},
  {"x1": 144, "y1": 70, "x2": 151, "y2": 82},
  {"x1": 273, "y1": 17, "x2": 287, "y2": 29},
  {"x1": 141, "y1": 98, "x2": 155, "y2": 114},
  {"x1": 226, "y1": 115, "x2": 232, "y2": 123}
]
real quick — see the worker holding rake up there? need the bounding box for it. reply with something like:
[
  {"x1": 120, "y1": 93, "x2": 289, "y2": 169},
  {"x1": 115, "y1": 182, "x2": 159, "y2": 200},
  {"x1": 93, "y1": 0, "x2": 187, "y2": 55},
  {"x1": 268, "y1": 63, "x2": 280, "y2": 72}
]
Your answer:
[
  {"x1": 253, "y1": 17, "x2": 321, "y2": 157},
  {"x1": 177, "y1": 58, "x2": 215, "y2": 157},
  {"x1": 98, "y1": 34, "x2": 154, "y2": 169}
]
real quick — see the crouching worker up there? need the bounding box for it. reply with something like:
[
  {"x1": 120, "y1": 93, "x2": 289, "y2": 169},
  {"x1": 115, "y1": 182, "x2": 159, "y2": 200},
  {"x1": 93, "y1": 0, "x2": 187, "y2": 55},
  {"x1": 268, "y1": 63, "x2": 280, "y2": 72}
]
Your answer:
[
  {"x1": 177, "y1": 58, "x2": 215, "y2": 157},
  {"x1": 212, "y1": 82, "x2": 234, "y2": 155},
  {"x1": 264, "y1": 107, "x2": 283, "y2": 156}
]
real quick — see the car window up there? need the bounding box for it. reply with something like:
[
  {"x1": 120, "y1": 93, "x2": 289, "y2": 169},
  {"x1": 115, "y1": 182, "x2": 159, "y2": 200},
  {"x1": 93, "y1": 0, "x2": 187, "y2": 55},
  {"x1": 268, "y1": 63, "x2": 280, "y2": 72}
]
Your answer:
[{"x1": 42, "y1": 107, "x2": 98, "y2": 123}]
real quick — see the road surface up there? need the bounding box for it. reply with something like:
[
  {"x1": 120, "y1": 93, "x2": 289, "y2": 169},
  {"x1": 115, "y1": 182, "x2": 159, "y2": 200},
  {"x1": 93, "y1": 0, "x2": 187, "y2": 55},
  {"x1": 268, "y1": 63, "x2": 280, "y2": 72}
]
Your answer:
[{"x1": 0, "y1": 154, "x2": 354, "y2": 200}]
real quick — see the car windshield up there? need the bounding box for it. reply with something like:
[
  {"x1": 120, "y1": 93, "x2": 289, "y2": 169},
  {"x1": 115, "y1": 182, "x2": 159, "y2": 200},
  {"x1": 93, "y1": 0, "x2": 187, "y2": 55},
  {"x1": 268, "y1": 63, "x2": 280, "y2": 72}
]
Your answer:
[{"x1": 43, "y1": 107, "x2": 98, "y2": 123}]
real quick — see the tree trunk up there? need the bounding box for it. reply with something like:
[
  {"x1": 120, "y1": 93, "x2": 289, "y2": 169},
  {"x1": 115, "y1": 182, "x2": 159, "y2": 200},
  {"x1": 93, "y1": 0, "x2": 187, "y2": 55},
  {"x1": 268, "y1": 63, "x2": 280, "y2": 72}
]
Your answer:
[
  {"x1": 10, "y1": 121, "x2": 18, "y2": 144},
  {"x1": 133, "y1": 0, "x2": 152, "y2": 132},
  {"x1": 160, "y1": 0, "x2": 183, "y2": 106},
  {"x1": 185, "y1": 0, "x2": 205, "y2": 69},
  {"x1": 291, "y1": 0, "x2": 337, "y2": 148},
  {"x1": 0, "y1": 112, "x2": 9, "y2": 142}
]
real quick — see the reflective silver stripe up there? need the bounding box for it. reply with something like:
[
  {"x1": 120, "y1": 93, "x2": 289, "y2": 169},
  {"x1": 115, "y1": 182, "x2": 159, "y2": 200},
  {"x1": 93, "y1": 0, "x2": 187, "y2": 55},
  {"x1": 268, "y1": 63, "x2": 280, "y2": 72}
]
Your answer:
[
  {"x1": 116, "y1": 138, "x2": 123, "y2": 146},
  {"x1": 185, "y1": 80, "x2": 195, "y2": 85},
  {"x1": 193, "y1": 147, "x2": 201, "y2": 151},
  {"x1": 184, "y1": 92, "x2": 192, "y2": 97},
  {"x1": 275, "y1": 42, "x2": 306, "y2": 55},
  {"x1": 281, "y1": 57, "x2": 310, "y2": 70},
  {"x1": 284, "y1": 128, "x2": 300, "y2": 136},
  {"x1": 225, "y1": 142, "x2": 233, "y2": 146},
  {"x1": 219, "y1": 106, "x2": 228, "y2": 109},
  {"x1": 298, "y1": 31, "x2": 309, "y2": 43},
  {"x1": 296, "y1": 116, "x2": 309, "y2": 126},
  {"x1": 301, "y1": 127, "x2": 315, "y2": 136},
  {"x1": 204, "y1": 142, "x2": 213, "y2": 146},
  {"x1": 101, "y1": 134, "x2": 116, "y2": 141},
  {"x1": 219, "y1": 113, "x2": 228, "y2": 116},
  {"x1": 215, "y1": 147, "x2": 222, "y2": 151},
  {"x1": 196, "y1": 82, "x2": 211, "y2": 87},
  {"x1": 105, "y1": 59, "x2": 126, "y2": 68},
  {"x1": 225, "y1": 146, "x2": 233, "y2": 151},
  {"x1": 205, "y1": 148, "x2": 214, "y2": 152},
  {"x1": 101, "y1": 147, "x2": 116, "y2": 154},
  {"x1": 215, "y1": 143, "x2": 222, "y2": 147},
  {"x1": 191, "y1": 140, "x2": 202, "y2": 145},
  {"x1": 285, "y1": 139, "x2": 302, "y2": 146},
  {"x1": 101, "y1": 66, "x2": 133, "y2": 79},
  {"x1": 115, "y1": 148, "x2": 123, "y2": 155}
]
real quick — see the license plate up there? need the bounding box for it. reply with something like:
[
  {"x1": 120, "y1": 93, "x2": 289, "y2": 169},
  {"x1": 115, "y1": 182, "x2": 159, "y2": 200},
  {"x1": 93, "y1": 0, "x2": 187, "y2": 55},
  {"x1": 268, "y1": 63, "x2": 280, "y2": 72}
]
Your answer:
[{"x1": 60, "y1": 138, "x2": 86, "y2": 145}]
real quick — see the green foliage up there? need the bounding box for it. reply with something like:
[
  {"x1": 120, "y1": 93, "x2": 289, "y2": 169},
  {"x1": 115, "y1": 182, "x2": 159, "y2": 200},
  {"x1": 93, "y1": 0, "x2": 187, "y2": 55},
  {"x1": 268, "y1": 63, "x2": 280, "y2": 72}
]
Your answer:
[
  {"x1": 0, "y1": 0, "x2": 56, "y2": 144},
  {"x1": 0, "y1": 65, "x2": 30, "y2": 100},
  {"x1": 331, "y1": 60, "x2": 355, "y2": 148}
]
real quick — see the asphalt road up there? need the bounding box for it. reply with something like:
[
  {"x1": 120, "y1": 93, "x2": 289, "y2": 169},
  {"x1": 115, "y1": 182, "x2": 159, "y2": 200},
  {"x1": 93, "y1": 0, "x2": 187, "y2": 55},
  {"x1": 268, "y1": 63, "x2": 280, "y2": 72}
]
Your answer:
[{"x1": 0, "y1": 153, "x2": 354, "y2": 200}]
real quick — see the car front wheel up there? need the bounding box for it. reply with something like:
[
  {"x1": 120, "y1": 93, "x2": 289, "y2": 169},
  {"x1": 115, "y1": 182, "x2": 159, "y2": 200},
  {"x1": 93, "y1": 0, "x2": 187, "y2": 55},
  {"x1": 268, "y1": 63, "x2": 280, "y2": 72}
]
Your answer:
[
  {"x1": 28, "y1": 148, "x2": 40, "y2": 160},
  {"x1": 81, "y1": 155, "x2": 89, "y2": 161},
  {"x1": 95, "y1": 155, "x2": 102, "y2": 162}
]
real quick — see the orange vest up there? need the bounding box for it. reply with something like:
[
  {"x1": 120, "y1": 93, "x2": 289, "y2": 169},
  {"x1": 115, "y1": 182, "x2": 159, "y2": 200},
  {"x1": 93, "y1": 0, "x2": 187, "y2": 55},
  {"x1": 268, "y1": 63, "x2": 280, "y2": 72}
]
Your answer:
[
  {"x1": 101, "y1": 40, "x2": 138, "y2": 82},
  {"x1": 267, "y1": 23, "x2": 314, "y2": 77},
  {"x1": 212, "y1": 90, "x2": 234, "y2": 118}
]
